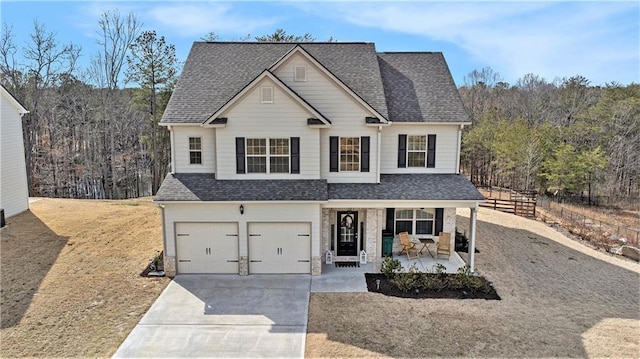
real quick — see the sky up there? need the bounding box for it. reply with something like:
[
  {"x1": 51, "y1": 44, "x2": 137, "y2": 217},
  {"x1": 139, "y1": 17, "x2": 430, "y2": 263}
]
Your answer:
[{"x1": 1, "y1": 1, "x2": 638, "y2": 87}]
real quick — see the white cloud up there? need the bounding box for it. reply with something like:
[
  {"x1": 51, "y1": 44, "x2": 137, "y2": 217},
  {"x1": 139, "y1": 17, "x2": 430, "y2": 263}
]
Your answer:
[
  {"x1": 302, "y1": 1, "x2": 639, "y2": 84},
  {"x1": 145, "y1": 2, "x2": 278, "y2": 38}
]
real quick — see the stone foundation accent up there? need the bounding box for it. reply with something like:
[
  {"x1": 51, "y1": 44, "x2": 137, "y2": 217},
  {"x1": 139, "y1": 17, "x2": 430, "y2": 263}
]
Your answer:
[
  {"x1": 444, "y1": 208, "x2": 457, "y2": 248},
  {"x1": 322, "y1": 209, "x2": 331, "y2": 253},
  {"x1": 239, "y1": 256, "x2": 248, "y2": 275},
  {"x1": 164, "y1": 255, "x2": 176, "y2": 277},
  {"x1": 444, "y1": 208, "x2": 457, "y2": 233},
  {"x1": 311, "y1": 256, "x2": 322, "y2": 275},
  {"x1": 365, "y1": 208, "x2": 381, "y2": 262}
]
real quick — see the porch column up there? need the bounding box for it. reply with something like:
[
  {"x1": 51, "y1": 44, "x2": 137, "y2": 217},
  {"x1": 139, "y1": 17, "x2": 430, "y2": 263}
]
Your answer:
[{"x1": 469, "y1": 206, "x2": 478, "y2": 273}]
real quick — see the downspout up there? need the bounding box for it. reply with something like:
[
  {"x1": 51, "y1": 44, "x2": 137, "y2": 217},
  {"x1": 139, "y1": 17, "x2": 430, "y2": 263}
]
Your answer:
[
  {"x1": 377, "y1": 125, "x2": 382, "y2": 183},
  {"x1": 169, "y1": 126, "x2": 176, "y2": 174},
  {"x1": 455, "y1": 124, "x2": 463, "y2": 174},
  {"x1": 157, "y1": 203, "x2": 167, "y2": 267}
]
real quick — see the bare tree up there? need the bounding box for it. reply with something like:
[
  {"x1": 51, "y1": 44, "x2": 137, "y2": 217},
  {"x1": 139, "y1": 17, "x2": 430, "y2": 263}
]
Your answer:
[
  {"x1": 19, "y1": 20, "x2": 80, "y2": 195},
  {"x1": 90, "y1": 10, "x2": 141, "y2": 198}
]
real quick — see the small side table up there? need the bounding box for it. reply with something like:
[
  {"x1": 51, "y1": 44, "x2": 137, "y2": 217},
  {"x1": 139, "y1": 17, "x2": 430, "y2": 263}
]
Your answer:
[{"x1": 418, "y1": 238, "x2": 435, "y2": 257}]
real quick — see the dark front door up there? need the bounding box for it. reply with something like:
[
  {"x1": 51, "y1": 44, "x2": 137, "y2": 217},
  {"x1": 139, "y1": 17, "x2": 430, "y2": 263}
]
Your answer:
[{"x1": 337, "y1": 211, "x2": 358, "y2": 256}]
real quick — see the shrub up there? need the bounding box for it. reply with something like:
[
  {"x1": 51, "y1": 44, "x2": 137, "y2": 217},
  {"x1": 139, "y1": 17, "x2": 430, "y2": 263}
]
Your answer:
[
  {"x1": 431, "y1": 263, "x2": 447, "y2": 274},
  {"x1": 380, "y1": 257, "x2": 402, "y2": 278},
  {"x1": 391, "y1": 264, "x2": 423, "y2": 292}
]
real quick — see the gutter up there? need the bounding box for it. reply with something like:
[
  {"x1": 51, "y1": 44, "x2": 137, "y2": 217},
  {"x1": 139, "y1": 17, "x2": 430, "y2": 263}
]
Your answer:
[
  {"x1": 377, "y1": 125, "x2": 382, "y2": 183},
  {"x1": 169, "y1": 126, "x2": 176, "y2": 173},
  {"x1": 456, "y1": 124, "x2": 463, "y2": 174}
]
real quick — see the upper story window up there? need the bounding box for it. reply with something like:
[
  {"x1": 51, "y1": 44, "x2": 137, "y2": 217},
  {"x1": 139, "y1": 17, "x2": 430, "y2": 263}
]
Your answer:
[
  {"x1": 294, "y1": 65, "x2": 307, "y2": 81},
  {"x1": 189, "y1": 137, "x2": 202, "y2": 164},
  {"x1": 246, "y1": 138, "x2": 289, "y2": 173},
  {"x1": 340, "y1": 137, "x2": 360, "y2": 172},
  {"x1": 395, "y1": 208, "x2": 435, "y2": 235},
  {"x1": 260, "y1": 86, "x2": 273, "y2": 103},
  {"x1": 398, "y1": 134, "x2": 436, "y2": 168},
  {"x1": 330, "y1": 136, "x2": 369, "y2": 173},
  {"x1": 407, "y1": 135, "x2": 426, "y2": 167}
]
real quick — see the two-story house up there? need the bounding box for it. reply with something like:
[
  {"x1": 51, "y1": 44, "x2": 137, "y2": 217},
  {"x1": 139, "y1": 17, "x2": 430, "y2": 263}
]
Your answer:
[{"x1": 154, "y1": 42, "x2": 484, "y2": 277}]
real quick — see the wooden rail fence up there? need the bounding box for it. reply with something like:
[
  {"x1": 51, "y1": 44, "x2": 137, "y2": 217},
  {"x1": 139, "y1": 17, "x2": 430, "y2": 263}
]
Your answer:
[{"x1": 478, "y1": 187, "x2": 537, "y2": 218}]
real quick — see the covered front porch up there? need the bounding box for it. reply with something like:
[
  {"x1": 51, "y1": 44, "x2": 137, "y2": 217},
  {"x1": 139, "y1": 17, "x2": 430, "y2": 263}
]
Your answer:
[{"x1": 320, "y1": 206, "x2": 480, "y2": 274}]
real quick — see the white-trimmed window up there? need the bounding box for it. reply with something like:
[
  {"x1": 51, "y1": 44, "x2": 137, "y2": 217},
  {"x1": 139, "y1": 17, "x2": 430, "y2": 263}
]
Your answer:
[
  {"x1": 395, "y1": 208, "x2": 435, "y2": 235},
  {"x1": 340, "y1": 137, "x2": 360, "y2": 172},
  {"x1": 269, "y1": 138, "x2": 290, "y2": 173},
  {"x1": 246, "y1": 138, "x2": 289, "y2": 173},
  {"x1": 260, "y1": 86, "x2": 273, "y2": 103},
  {"x1": 294, "y1": 65, "x2": 307, "y2": 81},
  {"x1": 189, "y1": 137, "x2": 202, "y2": 164},
  {"x1": 407, "y1": 135, "x2": 426, "y2": 167}
]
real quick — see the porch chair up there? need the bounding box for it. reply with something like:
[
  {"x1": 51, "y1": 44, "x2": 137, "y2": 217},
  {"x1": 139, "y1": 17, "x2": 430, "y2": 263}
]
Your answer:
[
  {"x1": 399, "y1": 231, "x2": 420, "y2": 260},
  {"x1": 436, "y1": 232, "x2": 452, "y2": 259}
]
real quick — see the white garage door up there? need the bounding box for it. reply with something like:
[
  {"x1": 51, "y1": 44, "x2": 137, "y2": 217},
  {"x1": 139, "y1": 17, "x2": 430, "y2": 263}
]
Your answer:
[
  {"x1": 175, "y1": 222, "x2": 239, "y2": 274},
  {"x1": 248, "y1": 222, "x2": 311, "y2": 274}
]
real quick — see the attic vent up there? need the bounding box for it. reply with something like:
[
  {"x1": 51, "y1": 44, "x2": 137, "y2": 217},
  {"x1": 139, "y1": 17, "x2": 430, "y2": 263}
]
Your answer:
[
  {"x1": 294, "y1": 65, "x2": 307, "y2": 82},
  {"x1": 260, "y1": 86, "x2": 273, "y2": 103}
]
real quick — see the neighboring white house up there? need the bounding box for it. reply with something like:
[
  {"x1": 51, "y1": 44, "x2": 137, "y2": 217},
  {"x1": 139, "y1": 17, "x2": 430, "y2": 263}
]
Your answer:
[
  {"x1": 0, "y1": 85, "x2": 29, "y2": 219},
  {"x1": 154, "y1": 42, "x2": 484, "y2": 276}
]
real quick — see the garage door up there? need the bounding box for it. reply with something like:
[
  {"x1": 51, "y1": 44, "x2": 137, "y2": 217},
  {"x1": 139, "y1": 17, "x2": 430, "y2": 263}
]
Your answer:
[
  {"x1": 175, "y1": 222, "x2": 239, "y2": 274},
  {"x1": 248, "y1": 222, "x2": 311, "y2": 274}
]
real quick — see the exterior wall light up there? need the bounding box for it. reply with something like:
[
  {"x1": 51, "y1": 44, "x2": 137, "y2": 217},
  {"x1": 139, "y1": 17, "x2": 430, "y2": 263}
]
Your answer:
[{"x1": 239, "y1": 204, "x2": 244, "y2": 215}]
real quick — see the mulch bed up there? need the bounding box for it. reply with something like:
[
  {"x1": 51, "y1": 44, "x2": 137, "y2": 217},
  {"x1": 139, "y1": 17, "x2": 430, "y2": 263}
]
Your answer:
[
  {"x1": 139, "y1": 251, "x2": 165, "y2": 277},
  {"x1": 365, "y1": 273, "x2": 501, "y2": 300}
]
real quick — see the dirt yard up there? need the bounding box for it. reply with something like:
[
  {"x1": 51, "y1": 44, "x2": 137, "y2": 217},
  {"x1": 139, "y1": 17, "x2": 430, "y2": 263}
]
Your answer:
[
  {"x1": 306, "y1": 208, "x2": 640, "y2": 358},
  {"x1": 1, "y1": 198, "x2": 170, "y2": 358}
]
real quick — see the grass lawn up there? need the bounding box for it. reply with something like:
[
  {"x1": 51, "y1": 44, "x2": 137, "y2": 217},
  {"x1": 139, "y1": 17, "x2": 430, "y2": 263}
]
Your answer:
[{"x1": 1, "y1": 198, "x2": 170, "y2": 358}]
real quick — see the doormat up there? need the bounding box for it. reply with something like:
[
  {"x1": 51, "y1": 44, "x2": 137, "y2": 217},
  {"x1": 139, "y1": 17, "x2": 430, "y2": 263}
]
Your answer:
[{"x1": 335, "y1": 261, "x2": 360, "y2": 268}]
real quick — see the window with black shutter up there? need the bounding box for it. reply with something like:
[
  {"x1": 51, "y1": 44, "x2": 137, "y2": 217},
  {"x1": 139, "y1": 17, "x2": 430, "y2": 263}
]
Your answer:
[
  {"x1": 398, "y1": 134, "x2": 407, "y2": 168},
  {"x1": 290, "y1": 137, "x2": 300, "y2": 174},
  {"x1": 427, "y1": 134, "x2": 436, "y2": 168},
  {"x1": 360, "y1": 136, "x2": 370, "y2": 172},
  {"x1": 329, "y1": 136, "x2": 339, "y2": 172},
  {"x1": 235, "y1": 137, "x2": 245, "y2": 174}
]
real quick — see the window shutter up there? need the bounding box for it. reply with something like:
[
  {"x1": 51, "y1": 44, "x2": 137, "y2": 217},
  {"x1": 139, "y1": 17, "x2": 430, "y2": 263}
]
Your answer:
[
  {"x1": 235, "y1": 137, "x2": 245, "y2": 174},
  {"x1": 385, "y1": 208, "x2": 395, "y2": 234},
  {"x1": 330, "y1": 136, "x2": 339, "y2": 172},
  {"x1": 398, "y1": 134, "x2": 407, "y2": 168},
  {"x1": 360, "y1": 136, "x2": 370, "y2": 172},
  {"x1": 290, "y1": 137, "x2": 300, "y2": 174},
  {"x1": 435, "y1": 208, "x2": 444, "y2": 234},
  {"x1": 427, "y1": 134, "x2": 436, "y2": 168}
]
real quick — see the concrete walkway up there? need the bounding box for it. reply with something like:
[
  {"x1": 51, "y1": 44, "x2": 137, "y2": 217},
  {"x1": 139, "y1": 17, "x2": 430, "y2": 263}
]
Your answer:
[{"x1": 113, "y1": 275, "x2": 311, "y2": 358}]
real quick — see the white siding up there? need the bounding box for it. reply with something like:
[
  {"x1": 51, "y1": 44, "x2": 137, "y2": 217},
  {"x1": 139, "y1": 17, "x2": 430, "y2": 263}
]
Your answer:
[
  {"x1": 162, "y1": 202, "x2": 322, "y2": 260},
  {"x1": 0, "y1": 93, "x2": 28, "y2": 217},
  {"x1": 380, "y1": 124, "x2": 460, "y2": 174},
  {"x1": 215, "y1": 78, "x2": 321, "y2": 179},
  {"x1": 172, "y1": 126, "x2": 216, "y2": 173},
  {"x1": 274, "y1": 53, "x2": 379, "y2": 183}
]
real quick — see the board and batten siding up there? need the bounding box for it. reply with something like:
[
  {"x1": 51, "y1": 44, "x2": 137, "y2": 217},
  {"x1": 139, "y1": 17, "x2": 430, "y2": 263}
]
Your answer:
[
  {"x1": 274, "y1": 53, "x2": 379, "y2": 183},
  {"x1": 380, "y1": 124, "x2": 460, "y2": 174},
  {"x1": 0, "y1": 92, "x2": 29, "y2": 218},
  {"x1": 215, "y1": 77, "x2": 321, "y2": 180},
  {"x1": 171, "y1": 126, "x2": 216, "y2": 173},
  {"x1": 162, "y1": 202, "x2": 322, "y2": 260}
]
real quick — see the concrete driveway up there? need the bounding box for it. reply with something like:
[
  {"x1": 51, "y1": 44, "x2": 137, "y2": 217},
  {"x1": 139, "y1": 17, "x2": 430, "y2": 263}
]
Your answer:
[{"x1": 113, "y1": 274, "x2": 311, "y2": 358}]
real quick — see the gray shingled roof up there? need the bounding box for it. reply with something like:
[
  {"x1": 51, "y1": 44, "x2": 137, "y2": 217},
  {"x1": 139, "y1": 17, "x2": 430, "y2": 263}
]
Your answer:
[
  {"x1": 377, "y1": 53, "x2": 470, "y2": 123},
  {"x1": 155, "y1": 173, "x2": 483, "y2": 202},
  {"x1": 154, "y1": 173, "x2": 328, "y2": 201},
  {"x1": 162, "y1": 42, "x2": 388, "y2": 123},
  {"x1": 328, "y1": 174, "x2": 485, "y2": 201}
]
